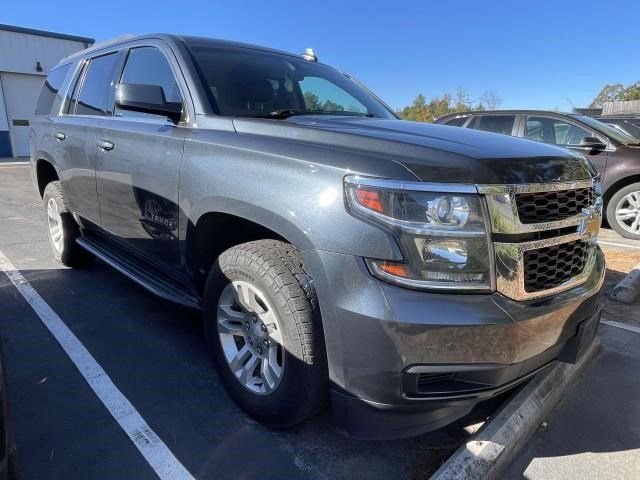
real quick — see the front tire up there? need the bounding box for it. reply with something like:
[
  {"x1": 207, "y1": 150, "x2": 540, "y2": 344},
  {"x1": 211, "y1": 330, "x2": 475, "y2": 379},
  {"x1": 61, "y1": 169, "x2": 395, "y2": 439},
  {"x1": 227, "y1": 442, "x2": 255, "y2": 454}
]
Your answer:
[
  {"x1": 42, "y1": 181, "x2": 93, "y2": 267},
  {"x1": 607, "y1": 182, "x2": 640, "y2": 240},
  {"x1": 203, "y1": 240, "x2": 328, "y2": 427}
]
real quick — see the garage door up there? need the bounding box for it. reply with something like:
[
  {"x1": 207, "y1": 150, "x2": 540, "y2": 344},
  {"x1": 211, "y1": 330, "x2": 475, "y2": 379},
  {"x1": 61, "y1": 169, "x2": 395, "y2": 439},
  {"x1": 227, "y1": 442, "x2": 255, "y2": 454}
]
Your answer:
[{"x1": 1, "y1": 72, "x2": 46, "y2": 157}]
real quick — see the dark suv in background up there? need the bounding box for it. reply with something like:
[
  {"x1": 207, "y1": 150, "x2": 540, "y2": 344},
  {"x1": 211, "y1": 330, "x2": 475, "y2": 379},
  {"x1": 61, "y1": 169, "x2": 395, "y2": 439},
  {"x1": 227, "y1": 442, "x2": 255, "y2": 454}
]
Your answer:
[
  {"x1": 436, "y1": 110, "x2": 640, "y2": 239},
  {"x1": 30, "y1": 35, "x2": 605, "y2": 439}
]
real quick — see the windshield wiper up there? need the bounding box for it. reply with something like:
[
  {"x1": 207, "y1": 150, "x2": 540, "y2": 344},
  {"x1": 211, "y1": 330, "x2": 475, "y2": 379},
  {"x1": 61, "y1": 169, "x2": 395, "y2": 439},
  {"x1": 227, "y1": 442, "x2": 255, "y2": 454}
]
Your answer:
[{"x1": 266, "y1": 109, "x2": 314, "y2": 119}]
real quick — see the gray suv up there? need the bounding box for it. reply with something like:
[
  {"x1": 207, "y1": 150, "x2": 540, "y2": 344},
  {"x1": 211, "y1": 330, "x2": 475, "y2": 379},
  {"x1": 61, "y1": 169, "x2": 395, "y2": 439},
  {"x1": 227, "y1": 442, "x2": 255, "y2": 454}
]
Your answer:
[{"x1": 30, "y1": 34, "x2": 605, "y2": 439}]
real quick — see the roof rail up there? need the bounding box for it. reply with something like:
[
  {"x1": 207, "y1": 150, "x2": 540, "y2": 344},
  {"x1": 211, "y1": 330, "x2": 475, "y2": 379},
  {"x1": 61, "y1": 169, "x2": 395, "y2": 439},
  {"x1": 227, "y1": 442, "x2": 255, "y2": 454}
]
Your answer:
[{"x1": 63, "y1": 34, "x2": 138, "y2": 59}]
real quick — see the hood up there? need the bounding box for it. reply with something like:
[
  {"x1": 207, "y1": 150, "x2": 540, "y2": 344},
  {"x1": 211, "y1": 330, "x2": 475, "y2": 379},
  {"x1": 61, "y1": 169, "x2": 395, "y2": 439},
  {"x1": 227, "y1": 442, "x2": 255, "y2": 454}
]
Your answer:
[{"x1": 231, "y1": 116, "x2": 597, "y2": 184}]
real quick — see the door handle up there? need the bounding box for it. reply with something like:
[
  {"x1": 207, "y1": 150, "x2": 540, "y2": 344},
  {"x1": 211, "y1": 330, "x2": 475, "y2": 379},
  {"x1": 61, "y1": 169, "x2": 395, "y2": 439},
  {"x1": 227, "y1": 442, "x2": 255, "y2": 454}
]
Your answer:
[
  {"x1": 97, "y1": 140, "x2": 114, "y2": 151},
  {"x1": 54, "y1": 132, "x2": 66, "y2": 141}
]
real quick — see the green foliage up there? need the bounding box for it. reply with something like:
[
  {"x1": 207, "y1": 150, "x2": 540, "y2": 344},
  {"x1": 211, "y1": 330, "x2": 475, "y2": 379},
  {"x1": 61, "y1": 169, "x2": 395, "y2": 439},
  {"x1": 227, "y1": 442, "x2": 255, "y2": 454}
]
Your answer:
[
  {"x1": 589, "y1": 84, "x2": 625, "y2": 108},
  {"x1": 397, "y1": 88, "x2": 496, "y2": 122},
  {"x1": 590, "y1": 81, "x2": 640, "y2": 107},
  {"x1": 303, "y1": 91, "x2": 322, "y2": 110},
  {"x1": 302, "y1": 91, "x2": 347, "y2": 112},
  {"x1": 619, "y1": 81, "x2": 640, "y2": 101}
]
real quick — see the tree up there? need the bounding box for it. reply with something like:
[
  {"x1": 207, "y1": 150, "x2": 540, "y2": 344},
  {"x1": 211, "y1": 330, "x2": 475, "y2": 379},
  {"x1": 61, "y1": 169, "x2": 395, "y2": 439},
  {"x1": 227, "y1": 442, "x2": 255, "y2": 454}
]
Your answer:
[
  {"x1": 302, "y1": 91, "x2": 345, "y2": 112},
  {"x1": 303, "y1": 91, "x2": 321, "y2": 110},
  {"x1": 481, "y1": 90, "x2": 502, "y2": 110},
  {"x1": 322, "y1": 100, "x2": 345, "y2": 112},
  {"x1": 399, "y1": 93, "x2": 431, "y2": 122},
  {"x1": 589, "y1": 83, "x2": 625, "y2": 107},
  {"x1": 454, "y1": 87, "x2": 470, "y2": 112},
  {"x1": 619, "y1": 81, "x2": 640, "y2": 101},
  {"x1": 397, "y1": 88, "x2": 498, "y2": 122}
]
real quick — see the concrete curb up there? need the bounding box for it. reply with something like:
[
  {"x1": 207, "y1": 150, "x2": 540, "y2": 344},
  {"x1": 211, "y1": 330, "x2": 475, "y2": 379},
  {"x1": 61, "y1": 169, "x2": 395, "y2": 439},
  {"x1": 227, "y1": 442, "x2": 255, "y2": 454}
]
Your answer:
[
  {"x1": 610, "y1": 262, "x2": 640, "y2": 304},
  {"x1": 431, "y1": 337, "x2": 600, "y2": 480}
]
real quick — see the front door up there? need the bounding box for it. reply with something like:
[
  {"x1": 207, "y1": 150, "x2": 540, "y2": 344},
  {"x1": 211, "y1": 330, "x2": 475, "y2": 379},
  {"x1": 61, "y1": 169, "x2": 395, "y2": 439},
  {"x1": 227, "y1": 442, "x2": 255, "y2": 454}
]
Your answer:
[
  {"x1": 95, "y1": 45, "x2": 188, "y2": 269},
  {"x1": 523, "y1": 115, "x2": 609, "y2": 174}
]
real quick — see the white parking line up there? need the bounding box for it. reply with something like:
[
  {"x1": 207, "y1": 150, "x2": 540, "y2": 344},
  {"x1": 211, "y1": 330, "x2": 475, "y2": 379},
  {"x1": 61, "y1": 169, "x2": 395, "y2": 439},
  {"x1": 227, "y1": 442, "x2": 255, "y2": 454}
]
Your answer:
[
  {"x1": 0, "y1": 250, "x2": 194, "y2": 480},
  {"x1": 599, "y1": 240, "x2": 640, "y2": 250},
  {"x1": 601, "y1": 320, "x2": 640, "y2": 335}
]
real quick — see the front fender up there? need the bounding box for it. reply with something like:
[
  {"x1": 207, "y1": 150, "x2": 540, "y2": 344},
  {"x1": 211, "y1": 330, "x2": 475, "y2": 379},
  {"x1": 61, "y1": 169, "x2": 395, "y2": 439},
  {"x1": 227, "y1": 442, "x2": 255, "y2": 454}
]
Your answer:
[
  {"x1": 180, "y1": 129, "x2": 411, "y2": 260},
  {"x1": 602, "y1": 147, "x2": 640, "y2": 199}
]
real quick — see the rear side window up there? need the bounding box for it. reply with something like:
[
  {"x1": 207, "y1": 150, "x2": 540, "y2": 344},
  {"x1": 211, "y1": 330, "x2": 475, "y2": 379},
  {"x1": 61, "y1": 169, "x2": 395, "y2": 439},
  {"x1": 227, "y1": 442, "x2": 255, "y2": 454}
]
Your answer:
[
  {"x1": 115, "y1": 47, "x2": 182, "y2": 119},
  {"x1": 443, "y1": 116, "x2": 470, "y2": 127},
  {"x1": 471, "y1": 115, "x2": 515, "y2": 135},
  {"x1": 35, "y1": 64, "x2": 71, "y2": 115},
  {"x1": 72, "y1": 52, "x2": 120, "y2": 116}
]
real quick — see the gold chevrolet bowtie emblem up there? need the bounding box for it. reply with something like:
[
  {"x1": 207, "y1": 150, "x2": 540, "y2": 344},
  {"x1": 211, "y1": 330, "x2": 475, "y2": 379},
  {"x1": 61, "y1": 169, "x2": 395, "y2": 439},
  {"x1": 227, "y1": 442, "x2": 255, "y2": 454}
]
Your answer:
[{"x1": 577, "y1": 197, "x2": 602, "y2": 238}]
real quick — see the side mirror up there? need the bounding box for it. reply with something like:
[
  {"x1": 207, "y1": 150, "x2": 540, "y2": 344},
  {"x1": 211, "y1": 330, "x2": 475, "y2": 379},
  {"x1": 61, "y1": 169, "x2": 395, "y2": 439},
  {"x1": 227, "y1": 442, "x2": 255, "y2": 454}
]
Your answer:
[
  {"x1": 580, "y1": 136, "x2": 607, "y2": 154},
  {"x1": 115, "y1": 83, "x2": 182, "y2": 123}
]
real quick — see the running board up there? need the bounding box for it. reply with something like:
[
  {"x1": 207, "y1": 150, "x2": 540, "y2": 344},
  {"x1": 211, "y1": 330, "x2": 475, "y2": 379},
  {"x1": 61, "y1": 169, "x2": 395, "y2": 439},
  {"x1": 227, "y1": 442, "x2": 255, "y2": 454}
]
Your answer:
[{"x1": 76, "y1": 236, "x2": 201, "y2": 310}]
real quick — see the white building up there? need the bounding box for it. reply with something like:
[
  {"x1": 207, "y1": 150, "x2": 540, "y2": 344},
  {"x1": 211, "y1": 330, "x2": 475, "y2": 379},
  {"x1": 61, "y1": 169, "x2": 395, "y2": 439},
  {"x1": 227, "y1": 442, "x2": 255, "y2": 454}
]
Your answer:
[{"x1": 0, "y1": 24, "x2": 94, "y2": 158}]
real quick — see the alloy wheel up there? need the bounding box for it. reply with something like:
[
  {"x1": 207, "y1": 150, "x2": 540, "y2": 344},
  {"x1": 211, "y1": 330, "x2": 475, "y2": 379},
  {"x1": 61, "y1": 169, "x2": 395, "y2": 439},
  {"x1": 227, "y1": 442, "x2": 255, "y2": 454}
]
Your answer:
[
  {"x1": 217, "y1": 280, "x2": 284, "y2": 395},
  {"x1": 614, "y1": 191, "x2": 640, "y2": 235},
  {"x1": 47, "y1": 197, "x2": 64, "y2": 253}
]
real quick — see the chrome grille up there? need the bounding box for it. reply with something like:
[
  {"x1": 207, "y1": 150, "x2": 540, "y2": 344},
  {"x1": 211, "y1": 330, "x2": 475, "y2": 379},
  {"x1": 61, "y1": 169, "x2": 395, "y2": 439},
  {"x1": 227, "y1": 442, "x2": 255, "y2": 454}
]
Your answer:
[
  {"x1": 523, "y1": 239, "x2": 590, "y2": 292},
  {"x1": 479, "y1": 177, "x2": 602, "y2": 301},
  {"x1": 516, "y1": 187, "x2": 595, "y2": 224}
]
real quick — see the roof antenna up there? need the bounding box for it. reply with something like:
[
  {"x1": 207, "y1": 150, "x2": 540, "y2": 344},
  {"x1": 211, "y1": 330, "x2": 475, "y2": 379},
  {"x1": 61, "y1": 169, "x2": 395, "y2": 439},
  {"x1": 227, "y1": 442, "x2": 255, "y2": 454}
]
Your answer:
[{"x1": 301, "y1": 48, "x2": 318, "y2": 62}]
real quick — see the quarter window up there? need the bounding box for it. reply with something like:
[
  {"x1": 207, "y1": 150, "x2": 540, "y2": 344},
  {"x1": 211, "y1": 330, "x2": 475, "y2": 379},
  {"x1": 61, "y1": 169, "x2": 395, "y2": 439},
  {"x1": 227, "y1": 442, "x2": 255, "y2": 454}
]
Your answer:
[
  {"x1": 73, "y1": 53, "x2": 120, "y2": 116},
  {"x1": 471, "y1": 115, "x2": 516, "y2": 135},
  {"x1": 35, "y1": 64, "x2": 71, "y2": 115},
  {"x1": 526, "y1": 116, "x2": 592, "y2": 145},
  {"x1": 115, "y1": 47, "x2": 182, "y2": 119}
]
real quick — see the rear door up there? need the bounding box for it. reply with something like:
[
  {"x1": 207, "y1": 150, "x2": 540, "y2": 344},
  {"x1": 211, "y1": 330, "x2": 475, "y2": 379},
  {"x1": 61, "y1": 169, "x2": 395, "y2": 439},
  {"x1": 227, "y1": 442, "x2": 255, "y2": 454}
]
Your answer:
[
  {"x1": 95, "y1": 43, "x2": 189, "y2": 269},
  {"x1": 522, "y1": 115, "x2": 609, "y2": 174},
  {"x1": 31, "y1": 64, "x2": 73, "y2": 162},
  {"x1": 466, "y1": 114, "x2": 518, "y2": 136},
  {"x1": 52, "y1": 51, "x2": 123, "y2": 226}
]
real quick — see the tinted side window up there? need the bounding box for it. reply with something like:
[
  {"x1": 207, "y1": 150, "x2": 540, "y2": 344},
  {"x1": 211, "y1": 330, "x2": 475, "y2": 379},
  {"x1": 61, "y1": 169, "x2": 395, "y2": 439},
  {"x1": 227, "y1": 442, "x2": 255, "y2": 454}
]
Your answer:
[
  {"x1": 35, "y1": 64, "x2": 71, "y2": 115},
  {"x1": 115, "y1": 47, "x2": 181, "y2": 119},
  {"x1": 74, "y1": 53, "x2": 120, "y2": 116},
  {"x1": 443, "y1": 116, "x2": 470, "y2": 127},
  {"x1": 526, "y1": 116, "x2": 591, "y2": 145},
  {"x1": 472, "y1": 115, "x2": 515, "y2": 135},
  {"x1": 300, "y1": 77, "x2": 366, "y2": 113}
]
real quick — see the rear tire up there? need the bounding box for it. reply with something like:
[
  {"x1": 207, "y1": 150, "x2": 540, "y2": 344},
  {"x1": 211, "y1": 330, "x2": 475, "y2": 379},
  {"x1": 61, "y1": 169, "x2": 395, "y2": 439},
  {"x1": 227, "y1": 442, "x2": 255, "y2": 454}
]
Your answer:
[
  {"x1": 606, "y1": 182, "x2": 640, "y2": 240},
  {"x1": 42, "y1": 181, "x2": 93, "y2": 267},
  {"x1": 203, "y1": 240, "x2": 328, "y2": 426}
]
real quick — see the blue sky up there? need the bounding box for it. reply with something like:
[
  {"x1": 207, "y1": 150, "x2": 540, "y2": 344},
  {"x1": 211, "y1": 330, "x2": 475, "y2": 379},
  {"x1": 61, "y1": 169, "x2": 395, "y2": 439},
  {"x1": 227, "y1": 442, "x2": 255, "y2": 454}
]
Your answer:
[{"x1": 4, "y1": 0, "x2": 639, "y2": 111}]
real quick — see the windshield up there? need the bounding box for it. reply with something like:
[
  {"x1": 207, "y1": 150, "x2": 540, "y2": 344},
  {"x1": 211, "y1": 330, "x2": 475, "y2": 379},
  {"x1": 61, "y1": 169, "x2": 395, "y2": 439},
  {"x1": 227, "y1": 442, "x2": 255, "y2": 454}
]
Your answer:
[
  {"x1": 571, "y1": 114, "x2": 640, "y2": 145},
  {"x1": 186, "y1": 44, "x2": 395, "y2": 119}
]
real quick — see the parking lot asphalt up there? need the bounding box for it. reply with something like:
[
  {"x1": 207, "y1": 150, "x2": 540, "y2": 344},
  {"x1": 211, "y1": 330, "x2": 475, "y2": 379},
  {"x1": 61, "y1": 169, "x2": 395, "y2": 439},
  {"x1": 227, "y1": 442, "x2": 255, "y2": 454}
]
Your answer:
[
  {"x1": 0, "y1": 163, "x2": 504, "y2": 480},
  {"x1": 505, "y1": 323, "x2": 640, "y2": 479}
]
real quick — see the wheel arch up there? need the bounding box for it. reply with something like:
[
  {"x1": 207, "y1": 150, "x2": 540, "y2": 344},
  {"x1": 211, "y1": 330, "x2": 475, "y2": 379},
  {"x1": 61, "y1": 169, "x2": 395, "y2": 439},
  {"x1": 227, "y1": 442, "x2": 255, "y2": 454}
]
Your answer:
[
  {"x1": 34, "y1": 158, "x2": 60, "y2": 198},
  {"x1": 603, "y1": 173, "x2": 640, "y2": 208},
  {"x1": 187, "y1": 208, "x2": 307, "y2": 293}
]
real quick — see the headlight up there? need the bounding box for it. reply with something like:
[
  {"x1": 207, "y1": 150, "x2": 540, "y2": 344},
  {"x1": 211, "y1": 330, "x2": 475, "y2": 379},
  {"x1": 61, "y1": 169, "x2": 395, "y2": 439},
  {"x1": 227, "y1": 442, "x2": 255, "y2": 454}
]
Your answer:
[{"x1": 345, "y1": 176, "x2": 493, "y2": 291}]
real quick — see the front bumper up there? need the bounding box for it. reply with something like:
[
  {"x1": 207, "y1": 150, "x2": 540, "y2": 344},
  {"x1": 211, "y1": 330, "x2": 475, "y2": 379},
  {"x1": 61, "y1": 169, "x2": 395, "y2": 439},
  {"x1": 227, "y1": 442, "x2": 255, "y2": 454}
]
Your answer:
[{"x1": 303, "y1": 247, "x2": 605, "y2": 439}]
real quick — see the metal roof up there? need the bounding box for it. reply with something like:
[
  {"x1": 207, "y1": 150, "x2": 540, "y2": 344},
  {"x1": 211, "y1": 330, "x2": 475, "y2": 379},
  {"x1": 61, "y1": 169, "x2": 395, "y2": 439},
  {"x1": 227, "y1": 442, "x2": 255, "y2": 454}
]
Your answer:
[{"x1": 0, "y1": 24, "x2": 94, "y2": 45}]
